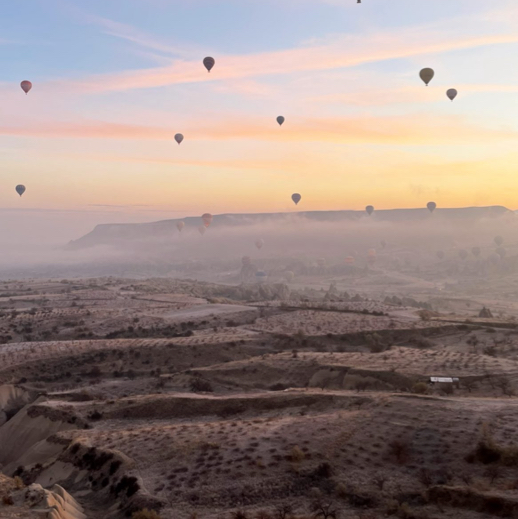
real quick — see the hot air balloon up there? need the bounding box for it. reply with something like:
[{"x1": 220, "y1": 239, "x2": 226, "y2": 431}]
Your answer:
[
  {"x1": 202, "y1": 213, "x2": 213, "y2": 228},
  {"x1": 459, "y1": 249, "x2": 468, "y2": 260},
  {"x1": 203, "y1": 57, "x2": 215, "y2": 73},
  {"x1": 446, "y1": 89, "x2": 458, "y2": 101},
  {"x1": 291, "y1": 193, "x2": 301, "y2": 205},
  {"x1": 276, "y1": 116, "x2": 285, "y2": 126},
  {"x1": 427, "y1": 202, "x2": 437, "y2": 213},
  {"x1": 471, "y1": 247, "x2": 481, "y2": 258},
  {"x1": 242, "y1": 256, "x2": 252, "y2": 266},
  {"x1": 345, "y1": 256, "x2": 355, "y2": 265},
  {"x1": 198, "y1": 226, "x2": 206, "y2": 235},
  {"x1": 494, "y1": 236, "x2": 504, "y2": 247},
  {"x1": 419, "y1": 68, "x2": 434, "y2": 86},
  {"x1": 15, "y1": 185, "x2": 26, "y2": 197},
  {"x1": 317, "y1": 258, "x2": 326, "y2": 267},
  {"x1": 255, "y1": 239, "x2": 264, "y2": 250},
  {"x1": 174, "y1": 134, "x2": 184, "y2": 145},
  {"x1": 436, "y1": 251, "x2": 444, "y2": 260},
  {"x1": 284, "y1": 271, "x2": 294, "y2": 282},
  {"x1": 20, "y1": 81, "x2": 32, "y2": 94},
  {"x1": 365, "y1": 205, "x2": 374, "y2": 216},
  {"x1": 176, "y1": 221, "x2": 185, "y2": 232}
]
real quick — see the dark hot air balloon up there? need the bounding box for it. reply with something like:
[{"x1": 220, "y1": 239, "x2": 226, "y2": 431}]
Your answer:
[
  {"x1": 276, "y1": 116, "x2": 285, "y2": 126},
  {"x1": 15, "y1": 185, "x2": 26, "y2": 197},
  {"x1": 203, "y1": 57, "x2": 215, "y2": 72},
  {"x1": 20, "y1": 81, "x2": 32, "y2": 94},
  {"x1": 447, "y1": 89, "x2": 458, "y2": 101},
  {"x1": 291, "y1": 193, "x2": 301, "y2": 205},
  {"x1": 420, "y1": 68, "x2": 434, "y2": 86},
  {"x1": 494, "y1": 236, "x2": 503, "y2": 247},
  {"x1": 255, "y1": 239, "x2": 264, "y2": 250},
  {"x1": 427, "y1": 201, "x2": 437, "y2": 213},
  {"x1": 174, "y1": 133, "x2": 184, "y2": 145},
  {"x1": 365, "y1": 205, "x2": 374, "y2": 216}
]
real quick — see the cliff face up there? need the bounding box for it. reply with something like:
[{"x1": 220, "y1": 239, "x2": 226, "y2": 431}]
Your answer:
[{"x1": 66, "y1": 206, "x2": 512, "y2": 250}]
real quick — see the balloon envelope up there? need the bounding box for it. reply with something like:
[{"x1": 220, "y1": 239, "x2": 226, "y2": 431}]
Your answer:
[
  {"x1": 419, "y1": 68, "x2": 434, "y2": 86},
  {"x1": 447, "y1": 88, "x2": 458, "y2": 101},
  {"x1": 15, "y1": 185, "x2": 26, "y2": 197},
  {"x1": 20, "y1": 81, "x2": 32, "y2": 94},
  {"x1": 198, "y1": 226, "x2": 206, "y2": 235},
  {"x1": 471, "y1": 247, "x2": 481, "y2": 258},
  {"x1": 345, "y1": 256, "x2": 355, "y2": 265},
  {"x1": 291, "y1": 193, "x2": 301, "y2": 205},
  {"x1": 255, "y1": 239, "x2": 264, "y2": 250},
  {"x1": 174, "y1": 133, "x2": 184, "y2": 145},
  {"x1": 202, "y1": 213, "x2": 213, "y2": 228},
  {"x1": 427, "y1": 201, "x2": 437, "y2": 213},
  {"x1": 459, "y1": 249, "x2": 468, "y2": 260},
  {"x1": 365, "y1": 205, "x2": 374, "y2": 216},
  {"x1": 494, "y1": 236, "x2": 503, "y2": 247},
  {"x1": 203, "y1": 57, "x2": 215, "y2": 72},
  {"x1": 176, "y1": 221, "x2": 185, "y2": 232},
  {"x1": 436, "y1": 251, "x2": 444, "y2": 260},
  {"x1": 276, "y1": 116, "x2": 285, "y2": 126},
  {"x1": 284, "y1": 271, "x2": 294, "y2": 282}
]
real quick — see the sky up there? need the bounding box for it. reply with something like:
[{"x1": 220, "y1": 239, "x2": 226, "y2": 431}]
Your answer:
[{"x1": 2, "y1": 0, "x2": 518, "y2": 245}]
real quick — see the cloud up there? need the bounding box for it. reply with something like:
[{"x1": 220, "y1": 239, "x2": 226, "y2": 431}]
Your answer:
[
  {"x1": 42, "y1": 21, "x2": 518, "y2": 95},
  {"x1": 0, "y1": 113, "x2": 515, "y2": 146}
]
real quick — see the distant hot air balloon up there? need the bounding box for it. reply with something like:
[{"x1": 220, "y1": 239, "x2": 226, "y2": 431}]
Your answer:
[
  {"x1": 291, "y1": 193, "x2": 301, "y2": 206},
  {"x1": 203, "y1": 57, "x2": 215, "y2": 73},
  {"x1": 15, "y1": 185, "x2": 26, "y2": 197},
  {"x1": 494, "y1": 236, "x2": 504, "y2": 247},
  {"x1": 471, "y1": 247, "x2": 481, "y2": 258},
  {"x1": 367, "y1": 248, "x2": 377, "y2": 264},
  {"x1": 176, "y1": 221, "x2": 185, "y2": 232},
  {"x1": 255, "y1": 239, "x2": 264, "y2": 250},
  {"x1": 420, "y1": 68, "x2": 434, "y2": 86},
  {"x1": 284, "y1": 271, "x2": 294, "y2": 282},
  {"x1": 427, "y1": 202, "x2": 437, "y2": 213},
  {"x1": 20, "y1": 81, "x2": 32, "y2": 94},
  {"x1": 276, "y1": 116, "x2": 285, "y2": 126},
  {"x1": 202, "y1": 213, "x2": 213, "y2": 228},
  {"x1": 459, "y1": 249, "x2": 468, "y2": 260},
  {"x1": 174, "y1": 133, "x2": 184, "y2": 145},
  {"x1": 198, "y1": 226, "x2": 206, "y2": 235},
  {"x1": 317, "y1": 258, "x2": 326, "y2": 267},
  {"x1": 446, "y1": 89, "x2": 458, "y2": 101},
  {"x1": 365, "y1": 205, "x2": 374, "y2": 216},
  {"x1": 436, "y1": 251, "x2": 444, "y2": 260},
  {"x1": 242, "y1": 256, "x2": 252, "y2": 266},
  {"x1": 345, "y1": 256, "x2": 355, "y2": 265}
]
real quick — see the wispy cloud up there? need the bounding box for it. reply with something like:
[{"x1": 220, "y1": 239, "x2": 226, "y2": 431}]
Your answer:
[
  {"x1": 1, "y1": 113, "x2": 515, "y2": 145},
  {"x1": 53, "y1": 28, "x2": 518, "y2": 94}
]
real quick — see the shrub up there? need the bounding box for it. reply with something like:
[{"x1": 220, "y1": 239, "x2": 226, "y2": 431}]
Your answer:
[
  {"x1": 189, "y1": 378, "x2": 214, "y2": 393},
  {"x1": 2, "y1": 495, "x2": 14, "y2": 505},
  {"x1": 132, "y1": 510, "x2": 162, "y2": 519},
  {"x1": 388, "y1": 439, "x2": 410, "y2": 465},
  {"x1": 290, "y1": 446, "x2": 305, "y2": 463},
  {"x1": 412, "y1": 382, "x2": 428, "y2": 395}
]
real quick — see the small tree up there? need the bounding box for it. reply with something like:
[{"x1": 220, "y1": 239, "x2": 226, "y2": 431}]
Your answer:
[{"x1": 311, "y1": 499, "x2": 338, "y2": 519}]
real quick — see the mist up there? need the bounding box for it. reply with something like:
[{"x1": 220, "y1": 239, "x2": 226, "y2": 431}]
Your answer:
[{"x1": 1, "y1": 206, "x2": 516, "y2": 287}]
